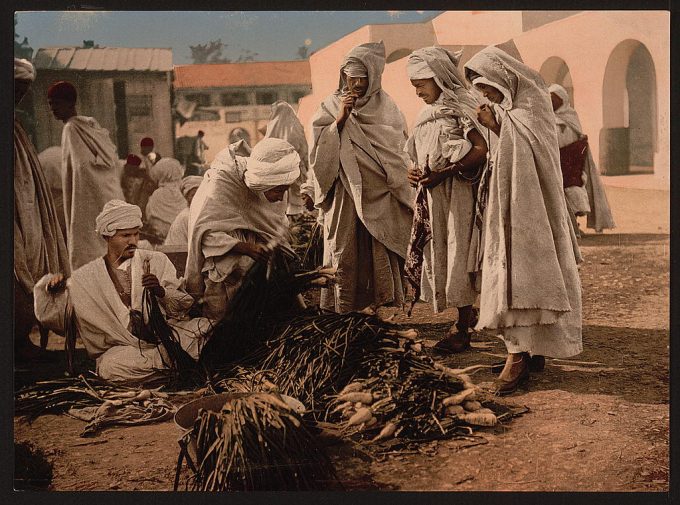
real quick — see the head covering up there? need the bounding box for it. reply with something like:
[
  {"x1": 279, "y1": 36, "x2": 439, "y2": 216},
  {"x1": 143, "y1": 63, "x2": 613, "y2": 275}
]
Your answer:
[
  {"x1": 244, "y1": 138, "x2": 301, "y2": 192},
  {"x1": 406, "y1": 58, "x2": 435, "y2": 80},
  {"x1": 47, "y1": 81, "x2": 77, "y2": 102},
  {"x1": 342, "y1": 59, "x2": 368, "y2": 78},
  {"x1": 180, "y1": 175, "x2": 203, "y2": 197},
  {"x1": 337, "y1": 41, "x2": 386, "y2": 107},
  {"x1": 548, "y1": 83, "x2": 583, "y2": 133},
  {"x1": 14, "y1": 58, "x2": 35, "y2": 82},
  {"x1": 264, "y1": 101, "x2": 309, "y2": 178},
  {"x1": 125, "y1": 154, "x2": 142, "y2": 166},
  {"x1": 95, "y1": 200, "x2": 143, "y2": 236},
  {"x1": 150, "y1": 157, "x2": 183, "y2": 186},
  {"x1": 140, "y1": 137, "x2": 154, "y2": 147},
  {"x1": 406, "y1": 47, "x2": 481, "y2": 126}
]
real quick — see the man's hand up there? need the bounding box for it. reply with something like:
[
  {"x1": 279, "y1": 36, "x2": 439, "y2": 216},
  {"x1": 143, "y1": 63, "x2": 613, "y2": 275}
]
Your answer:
[
  {"x1": 477, "y1": 104, "x2": 500, "y2": 134},
  {"x1": 142, "y1": 273, "x2": 165, "y2": 298},
  {"x1": 302, "y1": 193, "x2": 315, "y2": 212},
  {"x1": 47, "y1": 274, "x2": 66, "y2": 294},
  {"x1": 233, "y1": 242, "x2": 272, "y2": 263},
  {"x1": 419, "y1": 169, "x2": 449, "y2": 189},
  {"x1": 336, "y1": 93, "x2": 356, "y2": 128},
  {"x1": 407, "y1": 165, "x2": 423, "y2": 187}
]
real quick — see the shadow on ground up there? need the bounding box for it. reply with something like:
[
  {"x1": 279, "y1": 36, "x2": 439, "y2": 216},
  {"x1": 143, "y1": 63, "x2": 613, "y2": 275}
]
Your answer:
[{"x1": 578, "y1": 232, "x2": 669, "y2": 247}]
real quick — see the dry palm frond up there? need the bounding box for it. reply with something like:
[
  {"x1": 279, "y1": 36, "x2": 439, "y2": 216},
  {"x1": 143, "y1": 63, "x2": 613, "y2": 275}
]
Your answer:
[{"x1": 186, "y1": 392, "x2": 337, "y2": 491}]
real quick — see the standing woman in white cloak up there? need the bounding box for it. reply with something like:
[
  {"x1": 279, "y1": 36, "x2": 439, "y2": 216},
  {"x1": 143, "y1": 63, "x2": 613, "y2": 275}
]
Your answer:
[
  {"x1": 403, "y1": 47, "x2": 488, "y2": 354},
  {"x1": 309, "y1": 41, "x2": 414, "y2": 313},
  {"x1": 145, "y1": 157, "x2": 188, "y2": 241},
  {"x1": 464, "y1": 47, "x2": 583, "y2": 395},
  {"x1": 549, "y1": 84, "x2": 615, "y2": 235}
]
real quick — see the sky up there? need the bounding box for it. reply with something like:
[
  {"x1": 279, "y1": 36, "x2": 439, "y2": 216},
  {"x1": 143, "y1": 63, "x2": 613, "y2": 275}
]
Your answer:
[{"x1": 15, "y1": 11, "x2": 443, "y2": 65}]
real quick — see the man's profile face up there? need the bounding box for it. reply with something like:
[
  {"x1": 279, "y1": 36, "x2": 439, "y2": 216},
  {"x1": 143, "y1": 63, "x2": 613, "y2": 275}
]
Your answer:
[
  {"x1": 48, "y1": 97, "x2": 73, "y2": 122},
  {"x1": 345, "y1": 75, "x2": 369, "y2": 98},
  {"x1": 106, "y1": 227, "x2": 140, "y2": 261},
  {"x1": 141, "y1": 145, "x2": 153, "y2": 156},
  {"x1": 263, "y1": 185, "x2": 289, "y2": 203}
]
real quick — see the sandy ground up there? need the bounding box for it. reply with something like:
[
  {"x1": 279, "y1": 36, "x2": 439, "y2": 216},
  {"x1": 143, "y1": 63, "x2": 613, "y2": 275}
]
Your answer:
[{"x1": 14, "y1": 184, "x2": 669, "y2": 492}]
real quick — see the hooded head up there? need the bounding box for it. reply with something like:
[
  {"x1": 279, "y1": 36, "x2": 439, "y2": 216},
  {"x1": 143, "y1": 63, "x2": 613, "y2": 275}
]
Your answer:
[
  {"x1": 338, "y1": 41, "x2": 386, "y2": 104},
  {"x1": 244, "y1": 138, "x2": 300, "y2": 201}
]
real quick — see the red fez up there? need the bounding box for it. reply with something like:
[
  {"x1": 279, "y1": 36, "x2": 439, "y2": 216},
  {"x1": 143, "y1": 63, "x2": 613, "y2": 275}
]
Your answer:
[
  {"x1": 47, "y1": 81, "x2": 77, "y2": 102},
  {"x1": 126, "y1": 154, "x2": 142, "y2": 166},
  {"x1": 140, "y1": 137, "x2": 154, "y2": 147}
]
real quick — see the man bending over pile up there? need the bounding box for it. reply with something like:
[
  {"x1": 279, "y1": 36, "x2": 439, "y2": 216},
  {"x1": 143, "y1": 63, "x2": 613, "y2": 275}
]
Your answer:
[{"x1": 34, "y1": 200, "x2": 213, "y2": 383}]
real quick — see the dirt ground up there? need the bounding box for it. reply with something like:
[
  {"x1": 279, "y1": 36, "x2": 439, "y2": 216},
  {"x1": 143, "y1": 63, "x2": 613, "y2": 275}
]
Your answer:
[{"x1": 14, "y1": 230, "x2": 669, "y2": 492}]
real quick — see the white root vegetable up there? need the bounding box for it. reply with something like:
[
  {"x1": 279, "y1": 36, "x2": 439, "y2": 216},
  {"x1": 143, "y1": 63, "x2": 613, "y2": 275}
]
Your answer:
[
  {"x1": 339, "y1": 382, "x2": 364, "y2": 395},
  {"x1": 463, "y1": 400, "x2": 482, "y2": 412},
  {"x1": 411, "y1": 343, "x2": 423, "y2": 353},
  {"x1": 371, "y1": 422, "x2": 397, "y2": 442},
  {"x1": 337, "y1": 392, "x2": 374, "y2": 404},
  {"x1": 442, "y1": 389, "x2": 477, "y2": 406},
  {"x1": 347, "y1": 407, "x2": 373, "y2": 427},
  {"x1": 445, "y1": 405, "x2": 465, "y2": 416},
  {"x1": 459, "y1": 412, "x2": 497, "y2": 427},
  {"x1": 331, "y1": 401, "x2": 352, "y2": 414},
  {"x1": 135, "y1": 390, "x2": 152, "y2": 401}
]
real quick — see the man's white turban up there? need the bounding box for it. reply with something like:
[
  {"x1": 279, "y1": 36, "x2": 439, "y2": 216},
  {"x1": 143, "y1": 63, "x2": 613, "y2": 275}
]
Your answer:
[
  {"x1": 180, "y1": 175, "x2": 203, "y2": 197},
  {"x1": 14, "y1": 58, "x2": 35, "y2": 82},
  {"x1": 95, "y1": 200, "x2": 143, "y2": 236},
  {"x1": 406, "y1": 55, "x2": 435, "y2": 80},
  {"x1": 244, "y1": 138, "x2": 301, "y2": 192}
]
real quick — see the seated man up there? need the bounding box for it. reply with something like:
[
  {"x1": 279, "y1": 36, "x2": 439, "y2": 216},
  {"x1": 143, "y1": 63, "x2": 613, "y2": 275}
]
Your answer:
[
  {"x1": 34, "y1": 200, "x2": 213, "y2": 383},
  {"x1": 186, "y1": 138, "x2": 300, "y2": 320}
]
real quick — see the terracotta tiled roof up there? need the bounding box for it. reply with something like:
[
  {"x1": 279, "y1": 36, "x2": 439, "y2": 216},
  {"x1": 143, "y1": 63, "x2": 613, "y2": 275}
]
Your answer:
[
  {"x1": 34, "y1": 47, "x2": 173, "y2": 72},
  {"x1": 173, "y1": 60, "x2": 311, "y2": 89}
]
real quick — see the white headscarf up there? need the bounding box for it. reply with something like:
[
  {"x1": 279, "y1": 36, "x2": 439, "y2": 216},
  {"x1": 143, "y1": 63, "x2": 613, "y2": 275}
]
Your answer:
[
  {"x1": 14, "y1": 58, "x2": 35, "y2": 82},
  {"x1": 342, "y1": 59, "x2": 368, "y2": 78},
  {"x1": 180, "y1": 175, "x2": 204, "y2": 198},
  {"x1": 150, "y1": 157, "x2": 183, "y2": 186},
  {"x1": 406, "y1": 58, "x2": 436, "y2": 80},
  {"x1": 548, "y1": 83, "x2": 583, "y2": 133},
  {"x1": 244, "y1": 138, "x2": 301, "y2": 192},
  {"x1": 95, "y1": 200, "x2": 143, "y2": 236}
]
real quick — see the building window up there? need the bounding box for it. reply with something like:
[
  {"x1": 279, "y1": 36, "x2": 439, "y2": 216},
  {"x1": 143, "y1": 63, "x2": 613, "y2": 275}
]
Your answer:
[
  {"x1": 127, "y1": 95, "x2": 152, "y2": 116},
  {"x1": 256, "y1": 91, "x2": 276, "y2": 105},
  {"x1": 291, "y1": 90, "x2": 308, "y2": 104},
  {"x1": 188, "y1": 108, "x2": 220, "y2": 122},
  {"x1": 185, "y1": 93, "x2": 211, "y2": 107},
  {"x1": 222, "y1": 92, "x2": 249, "y2": 106},
  {"x1": 229, "y1": 127, "x2": 251, "y2": 145},
  {"x1": 225, "y1": 111, "x2": 242, "y2": 123}
]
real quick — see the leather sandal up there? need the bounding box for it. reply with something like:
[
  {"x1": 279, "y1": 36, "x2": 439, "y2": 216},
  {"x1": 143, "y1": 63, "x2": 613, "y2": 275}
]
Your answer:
[
  {"x1": 491, "y1": 354, "x2": 545, "y2": 373},
  {"x1": 432, "y1": 328, "x2": 471, "y2": 354},
  {"x1": 490, "y1": 352, "x2": 531, "y2": 396}
]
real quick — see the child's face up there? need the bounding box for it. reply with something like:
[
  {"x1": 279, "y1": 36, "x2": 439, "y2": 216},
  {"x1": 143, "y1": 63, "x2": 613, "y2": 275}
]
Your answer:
[{"x1": 411, "y1": 78, "x2": 442, "y2": 105}]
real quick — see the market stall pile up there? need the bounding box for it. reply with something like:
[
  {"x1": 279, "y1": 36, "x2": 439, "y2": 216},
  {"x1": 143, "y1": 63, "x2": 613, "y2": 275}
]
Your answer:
[{"x1": 185, "y1": 392, "x2": 337, "y2": 491}]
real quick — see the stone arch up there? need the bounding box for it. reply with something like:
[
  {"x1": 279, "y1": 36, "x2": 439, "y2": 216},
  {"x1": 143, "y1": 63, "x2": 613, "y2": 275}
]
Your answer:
[
  {"x1": 539, "y1": 56, "x2": 574, "y2": 106},
  {"x1": 600, "y1": 39, "x2": 657, "y2": 174},
  {"x1": 386, "y1": 48, "x2": 412, "y2": 63}
]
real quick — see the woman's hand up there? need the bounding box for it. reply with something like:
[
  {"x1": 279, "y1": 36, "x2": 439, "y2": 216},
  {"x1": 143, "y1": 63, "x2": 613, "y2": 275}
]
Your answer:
[
  {"x1": 233, "y1": 242, "x2": 272, "y2": 263},
  {"x1": 142, "y1": 273, "x2": 165, "y2": 298},
  {"x1": 477, "y1": 104, "x2": 500, "y2": 134}
]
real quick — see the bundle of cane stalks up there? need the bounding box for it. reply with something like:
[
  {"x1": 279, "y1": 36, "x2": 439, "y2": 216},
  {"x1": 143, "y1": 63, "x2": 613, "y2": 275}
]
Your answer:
[
  {"x1": 188, "y1": 392, "x2": 337, "y2": 491},
  {"x1": 289, "y1": 213, "x2": 323, "y2": 270}
]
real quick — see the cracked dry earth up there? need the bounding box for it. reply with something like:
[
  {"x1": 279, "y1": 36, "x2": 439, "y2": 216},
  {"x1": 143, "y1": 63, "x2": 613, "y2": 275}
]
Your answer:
[{"x1": 14, "y1": 232, "x2": 669, "y2": 491}]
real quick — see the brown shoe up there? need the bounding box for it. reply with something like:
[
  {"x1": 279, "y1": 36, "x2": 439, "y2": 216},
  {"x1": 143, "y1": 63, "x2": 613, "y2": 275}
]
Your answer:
[
  {"x1": 433, "y1": 328, "x2": 471, "y2": 354},
  {"x1": 491, "y1": 352, "x2": 530, "y2": 395},
  {"x1": 491, "y1": 354, "x2": 545, "y2": 373}
]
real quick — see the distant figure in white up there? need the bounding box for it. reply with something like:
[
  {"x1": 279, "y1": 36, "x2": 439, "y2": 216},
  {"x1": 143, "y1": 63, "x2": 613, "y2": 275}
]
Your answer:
[
  {"x1": 549, "y1": 84, "x2": 615, "y2": 236},
  {"x1": 47, "y1": 80, "x2": 124, "y2": 270}
]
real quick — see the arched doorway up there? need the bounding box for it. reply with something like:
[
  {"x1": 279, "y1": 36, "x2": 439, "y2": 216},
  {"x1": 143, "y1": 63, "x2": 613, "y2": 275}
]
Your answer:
[
  {"x1": 600, "y1": 40, "x2": 657, "y2": 175},
  {"x1": 539, "y1": 56, "x2": 574, "y2": 106}
]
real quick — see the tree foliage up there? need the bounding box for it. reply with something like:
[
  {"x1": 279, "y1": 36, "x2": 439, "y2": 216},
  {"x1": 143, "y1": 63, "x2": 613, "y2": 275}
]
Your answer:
[{"x1": 189, "y1": 39, "x2": 258, "y2": 64}]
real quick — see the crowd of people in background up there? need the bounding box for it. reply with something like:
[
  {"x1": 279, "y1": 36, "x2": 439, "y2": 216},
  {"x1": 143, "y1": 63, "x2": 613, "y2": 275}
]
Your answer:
[{"x1": 15, "y1": 40, "x2": 615, "y2": 391}]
